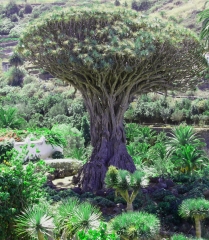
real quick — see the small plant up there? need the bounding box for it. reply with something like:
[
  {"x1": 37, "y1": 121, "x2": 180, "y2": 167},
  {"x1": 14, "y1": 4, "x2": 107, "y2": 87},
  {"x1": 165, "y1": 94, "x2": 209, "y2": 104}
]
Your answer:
[
  {"x1": 110, "y1": 211, "x2": 160, "y2": 240},
  {"x1": 15, "y1": 203, "x2": 54, "y2": 240},
  {"x1": 78, "y1": 222, "x2": 118, "y2": 240},
  {"x1": 0, "y1": 140, "x2": 13, "y2": 163},
  {"x1": 105, "y1": 166, "x2": 148, "y2": 211},
  {"x1": 55, "y1": 198, "x2": 102, "y2": 239},
  {"x1": 179, "y1": 198, "x2": 209, "y2": 238},
  {"x1": 0, "y1": 107, "x2": 25, "y2": 129}
]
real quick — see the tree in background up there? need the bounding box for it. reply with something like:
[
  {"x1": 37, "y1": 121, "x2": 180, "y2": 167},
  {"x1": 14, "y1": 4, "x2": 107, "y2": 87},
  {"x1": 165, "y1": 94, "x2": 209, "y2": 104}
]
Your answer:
[{"x1": 18, "y1": 7, "x2": 205, "y2": 191}]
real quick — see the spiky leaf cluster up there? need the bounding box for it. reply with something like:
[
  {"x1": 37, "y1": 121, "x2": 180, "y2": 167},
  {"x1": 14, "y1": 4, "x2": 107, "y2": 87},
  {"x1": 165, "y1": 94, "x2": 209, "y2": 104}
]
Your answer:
[
  {"x1": 18, "y1": 7, "x2": 206, "y2": 96},
  {"x1": 105, "y1": 166, "x2": 147, "y2": 192},
  {"x1": 179, "y1": 198, "x2": 209, "y2": 220},
  {"x1": 54, "y1": 198, "x2": 102, "y2": 237},
  {"x1": 15, "y1": 204, "x2": 54, "y2": 239},
  {"x1": 111, "y1": 211, "x2": 160, "y2": 240}
]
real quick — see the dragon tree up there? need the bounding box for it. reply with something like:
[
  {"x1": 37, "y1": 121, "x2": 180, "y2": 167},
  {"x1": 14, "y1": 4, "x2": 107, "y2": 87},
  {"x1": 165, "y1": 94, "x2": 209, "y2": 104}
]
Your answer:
[{"x1": 18, "y1": 7, "x2": 206, "y2": 191}]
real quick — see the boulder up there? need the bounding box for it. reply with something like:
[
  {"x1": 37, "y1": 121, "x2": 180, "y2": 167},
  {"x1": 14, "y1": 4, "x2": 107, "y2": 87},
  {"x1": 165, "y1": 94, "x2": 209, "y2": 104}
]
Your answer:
[{"x1": 44, "y1": 159, "x2": 83, "y2": 177}]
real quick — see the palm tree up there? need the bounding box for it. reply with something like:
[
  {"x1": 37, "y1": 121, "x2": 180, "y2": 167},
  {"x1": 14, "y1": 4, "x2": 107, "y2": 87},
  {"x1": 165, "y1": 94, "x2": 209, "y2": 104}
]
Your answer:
[
  {"x1": 105, "y1": 166, "x2": 148, "y2": 211},
  {"x1": 179, "y1": 198, "x2": 209, "y2": 238},
  {"x1": 166, "y1": 125, "x2": 205, "y2": 156},
  {"x1": 15, "y1": 204, "x2": 55, "y2": 240},
  {"x1": 170, "y1": 144, "x2": 208, "y2": 175},
  {"x1": 199, "y1": 7, "x2": 209, "y2": 47},
  {"x1": 110, "y1": 211, "x2": 160, "y2": 240}
]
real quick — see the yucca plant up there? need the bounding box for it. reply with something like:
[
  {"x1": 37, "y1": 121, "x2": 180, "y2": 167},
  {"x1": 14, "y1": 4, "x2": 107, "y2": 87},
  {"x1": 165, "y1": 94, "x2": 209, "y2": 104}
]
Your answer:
[
  {"x1": 54, "y1": 198, "x2": 80, "y2": 239},
  {"x1": 15, "y1": 204, "x2": 55, "y2": 240},
  {"x1": 179, "y1": 198, "x2": 209, "y2": 238},
  {"x1": 105, "y1": 166, "x2": 148, "y2": 211},
  {"x1": 110, "y1": 211, "x2": 160, "y2": 240},
  {"x1": 55, "y1": 198, "x2": 102, "y2": 239}
]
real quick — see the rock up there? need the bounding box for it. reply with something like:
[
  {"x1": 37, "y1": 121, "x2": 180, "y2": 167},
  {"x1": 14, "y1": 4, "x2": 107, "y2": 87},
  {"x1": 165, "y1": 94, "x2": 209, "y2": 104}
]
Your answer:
[{"x1": 44, "y1": 159, "x2": 83, "y2": 177}]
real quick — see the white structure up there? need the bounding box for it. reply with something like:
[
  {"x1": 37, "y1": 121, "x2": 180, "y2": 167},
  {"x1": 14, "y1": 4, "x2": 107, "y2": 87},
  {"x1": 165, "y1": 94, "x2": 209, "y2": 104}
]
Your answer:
[{"x1": 13, "y1": 136, "x2": 63, "y2": 160}]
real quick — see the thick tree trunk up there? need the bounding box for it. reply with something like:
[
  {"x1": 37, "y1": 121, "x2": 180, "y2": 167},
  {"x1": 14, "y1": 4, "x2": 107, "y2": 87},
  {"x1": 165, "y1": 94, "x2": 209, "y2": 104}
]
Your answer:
[{"x1": 76, "y1": 92, "x2": 136, "y2": 192}]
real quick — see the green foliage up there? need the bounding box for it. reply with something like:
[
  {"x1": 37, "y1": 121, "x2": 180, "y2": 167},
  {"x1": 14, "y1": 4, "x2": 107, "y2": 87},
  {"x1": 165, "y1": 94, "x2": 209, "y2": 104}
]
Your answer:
[
  {"x1": 52, "y1": 124, "x2": 85, "y2": 158},
  {"x1": 0, "y1": 140, "x2": 13, "y2": 163},
  {"x1": 15, "y1": 203, "x2": 54, "y2": 240},
  {"x1": 0, "y1": 107, "x2": 25, "y2": 129},
  {"x1": 170, "y1": 144, "x2": 208, "y2": 175},
  {"x1": 166, "y1": 125, "x2": 205, "y2": 155},
  {"x1": 18, "y1": 7, "x2": 205, "y2": 94},
  {"x1": 78, "y1": 223, "x2": 118, "y2": 240},
  {"x1": 179, "y1": 198, "x2": 209, "y2": 220},
  {"x1": 4, "y1": 67, "x2": 25, "y2": 87},
  {"x1": 0, "y1": 17, "x2": 15, "y2": 35},
  {"x1": 54, "y1": 198, "x2": 102, "y2": 238},
  {"x1": 4, "y1": 1, "x2": 19, "y2": 17},
  {"x1": 9, "y1": 52, "x2": 24, "y2": 67},
  {"x1": 105, "y1": 166, "x2": 148, "y2": 210},
  {"x1": 0, "y1": 150, "x2": 48, "y2": 239},
  {"x1": 110, "y1": 211, "x2": 160, "y2": 239},
  {"x1": 27, "y1": 128, "x2": 66, "y2": 148}
]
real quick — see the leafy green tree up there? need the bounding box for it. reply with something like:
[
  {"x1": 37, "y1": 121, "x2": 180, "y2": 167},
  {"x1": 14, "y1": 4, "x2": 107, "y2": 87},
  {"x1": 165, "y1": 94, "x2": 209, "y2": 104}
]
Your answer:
[
  {"x1": 110, "y1": 211, "x2": 160, "y2": 240},
  {"x1": 105, "y1": 166, "x2": 148, "y2": 211},
  {"x1": 179, "y1": 198, "x2": 209, "y2": 238},
  {"x1": 18, "y1": 7, "x2": 205, "y2": 191}
]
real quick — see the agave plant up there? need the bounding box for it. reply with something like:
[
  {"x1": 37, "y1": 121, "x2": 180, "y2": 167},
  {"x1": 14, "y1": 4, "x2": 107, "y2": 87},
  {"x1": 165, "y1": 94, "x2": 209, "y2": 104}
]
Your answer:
[
  {"x1": 54, "y1": 198, "x2": 102, "y2": 239},
  {"x1": 179, "y1": 198, "x2": 209, "y2": 238},
  {"x1": 110, "y1": 211, "x2": 160, "y2": 240},
  {"x1": 105, "y1": 166, "x2": 148, "y2": 211},
  {"x1": 15, "y1": 204, "x2": 55, "y2": 240}
]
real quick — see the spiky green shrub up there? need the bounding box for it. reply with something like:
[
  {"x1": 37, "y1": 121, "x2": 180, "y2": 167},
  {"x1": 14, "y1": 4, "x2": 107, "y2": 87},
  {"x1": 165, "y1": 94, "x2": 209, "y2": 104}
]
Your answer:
[
  {"x1": 54, "y1": 198, "x2": 102, "y2": 239},
  {"x1": 15, "y1": 203, "x2": 54, "y2": 240},
  {"x1": 179, "y1": 198, "x2": 209, "y2": 238},
  {"x1": 111, "y1": 211, "x2": 160, "y2": 240}
]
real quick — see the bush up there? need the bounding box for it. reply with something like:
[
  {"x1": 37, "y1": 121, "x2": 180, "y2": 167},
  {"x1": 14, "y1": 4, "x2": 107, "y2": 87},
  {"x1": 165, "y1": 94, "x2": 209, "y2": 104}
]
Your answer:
[
  {"x1": 0, "y1": 18, "x2": 15, "y2": 35},
  {"x1": 111, "y1": 211, "x2": 160, "y2": 239},
  {"x1": 24, "y1": 3, "x2": 33, "y2": 14},
  {"x1": 9, "y1": 24, "x2": 23, "y2": 37},
  {"x1": 0, "y1": 151, "x2": 48, "y2": 239},
  {"x1": 0, "y1": 141, "x2": 13, "y2": 163},
  {"x1": 10, "y1": 13, "x2": 18, "y2": 22},
  {"x1": 5, "y1": 67, "x2": 25, "y2": 87},
  {"x1": 4, "y1": 1, "x2": 19, "y2": 17}
]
